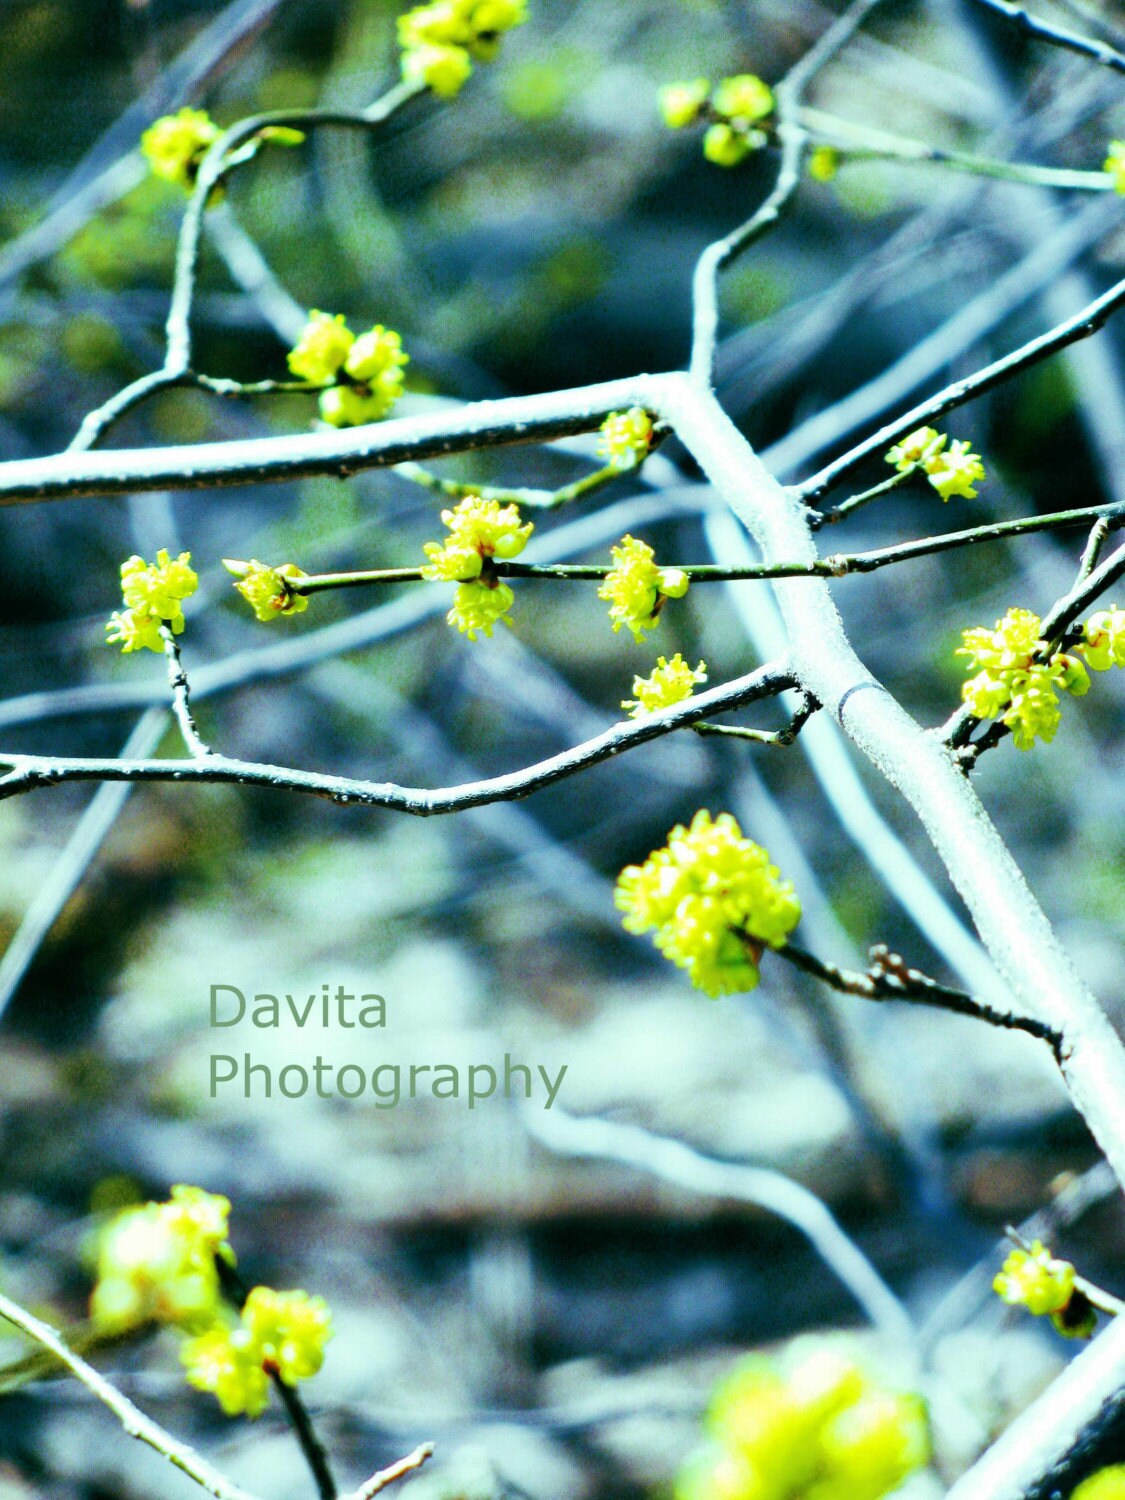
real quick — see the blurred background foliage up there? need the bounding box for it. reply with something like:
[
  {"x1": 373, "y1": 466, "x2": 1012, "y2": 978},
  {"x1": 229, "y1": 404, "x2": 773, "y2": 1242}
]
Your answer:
[{"x1": 1, "y1": 0, "x2": 1125, "y2": 1497}]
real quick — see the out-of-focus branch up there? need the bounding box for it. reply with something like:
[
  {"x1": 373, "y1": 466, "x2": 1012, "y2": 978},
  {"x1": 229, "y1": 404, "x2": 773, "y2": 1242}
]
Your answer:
[
  {"x1": 943, "y1": 1312, "x2": 1125, "y2": 1500},
  {"x1": 0, "y1": 1291, "x2": 260, "y2": 1500},
  {"x1": 967, "y1": 0, "x2": 1125, "y2": 74},
  {"x1": 341, "y1": 1445, "x2": 434, "y2": 1500},
  {"x1": 526, "y1": 1106, "x2": 916, "y2": 1349}
]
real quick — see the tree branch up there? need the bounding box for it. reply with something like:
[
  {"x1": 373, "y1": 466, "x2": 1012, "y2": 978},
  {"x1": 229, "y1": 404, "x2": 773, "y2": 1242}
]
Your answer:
[
  {"x1": 0, "y1": 662, "x2": 794, "y2": 812},
  {"x1": 0, "y1": 1291, "x2": 261, "y2": 1500},
  {"x1": 967, "y1": 0, "x2": 1125, "y2": 74},
  {"x1": 795, "y1": 265, "x2": 1125, "y2": 503},
  {"x1": 777, "y1": 940, "x2": 1062, "y2": 1054}
]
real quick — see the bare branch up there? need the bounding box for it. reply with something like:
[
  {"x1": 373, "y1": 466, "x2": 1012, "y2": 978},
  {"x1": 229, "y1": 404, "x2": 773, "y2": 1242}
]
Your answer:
[
  {"x1": 340, "y1": 1445, "x2": 434, "y2": 1500},
  {"x1": 777, "y1": 941, "x2": 1063, "y2": 1054},
  {"x1": 0, "y1": 1291, "x2": 261, "y2": 1500},
  {"x1": 526, "y1": 1106, "x2": 916, "y2": 1348},
  {"x1": 968, "y1": 0, "x2": 1125, "y2": 74},
  {"x1": 0, "y1": 663, "x2": 795, "y2": 812},
  {"x1": 0, "y1": 375, "x2": 668, "y2": 507},
  {"x1": 796, "y1": 258, "x2": 1125, "y2": 503},
  {"x1": 690, "y1": 0, "x2": 889, "y2": 385},
  {"x1": 161, "y1": 630, "x2": 213, "y2": 758}
]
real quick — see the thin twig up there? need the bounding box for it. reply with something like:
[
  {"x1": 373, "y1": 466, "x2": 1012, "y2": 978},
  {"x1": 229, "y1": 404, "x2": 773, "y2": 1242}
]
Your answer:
[
  {"x1": 270, "y1": 1373, "x2": 338, "y2": 1500},
  {"x1": 777, "y1": 942, "x2": 1063, "y2": 1056},
  {"x1": 968, "y1": 0, "x2": 1125, "y2": 74},
  {"x1": 796, "y1": 264, "x2": 1125, "y2": 503},
  {"x1": 693, "y1": 693, "x2": 818, "y2": 746},
  {"x1": 1079, "y1": 517, "x2": 1112, "y2": 580},
  {"x1": 161, "y1": 628, "x2": 212, "y2": 758},
  {"x1": 0, "y1": 663, "x2": 795, "y2": 812},
  {"x1": 813, "y1": 466, "x2": 918, "y2": 526},
  {"x1": 0, "y1": 1291, "x2": 261, "y2": 1500},
  {"x1": 1041, "y1": 537, "x2": 1125, "y2": 641},
  {"x1": 340, "y1": 1444, "x2": 434, "y2": 1500},
  {"x1": 269, "y1": 501, "x2": 1125, "y2": 598},
  {"x1": 689, "y1": 0, "x2": 888, "y2": 385},
  {"x1": 799, "y1": 104, "x2": 1112, "y2": 191}
]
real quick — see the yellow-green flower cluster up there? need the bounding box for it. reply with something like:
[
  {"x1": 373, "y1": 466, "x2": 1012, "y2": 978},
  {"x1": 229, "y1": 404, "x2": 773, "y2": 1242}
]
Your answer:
[
  {"x1": 659, "y1": 73, "x2": 775, "y2": 168},
  {"x1": 808, "y1": 146, "x2": 840, "y2": 183},
  {"x1": 398, "y1": 0, "x2": 528, "y2": 99},
  {"x1": 91, "y1": 1186, "x2": 231, "y2": 1332},
  {"x1": 957, "y1": 606, "x2": 1090, "y2": 750},
  {"x1": 91, "y1": 1186, "x2": 334, "y2": 1419},
  {"x1": 598, "y1": 407, "x2": 655, "y2": 470},
  {"x1": 994, "y1": 1240, "x2": 1095, "y2": 1339},
  {"x1": 886, "y1": 426, "x2": 986, "y2": 501},
  {"x1": 616, "y1": 810, "x2": 800, "y2": 996},
  {"x1": 181, "y1": 1287, "x2": 333, "y2": 1418},
  {"x1": 599, "y1": 535, "x2": 688, "y2": 642},
  {"x1": 677, "y1": 1343, "x2": 929, "y2": 1500},
  {"x1": 106, "y1": 548, "x2": 198, "y2": 654},
  {"x1": 1105, "y1": 141, "x2": 1125, "y2": 194},
  {"x1": 421, "y1": 495, "x2": 534, "y2": 640},
  {"x1": 623, "y1": 654, "x2": 707, "y2": 718},
  {"x1": 141, "y1": 108, "x2": 220, "y2": 190},
  {"x1": 287, "y1": 310, "x2": 409, "y2": 427},
  {"x1": 1081, "y1": 606, "x2": 1125, "y2": 671},
  {"x1": 223, "y1": 558, "x2": 310, "y2": 621}
]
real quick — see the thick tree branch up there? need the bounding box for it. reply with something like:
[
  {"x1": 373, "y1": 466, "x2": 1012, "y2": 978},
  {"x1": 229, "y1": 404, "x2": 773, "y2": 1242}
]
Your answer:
[
  {"x1": 0, "y1": 375, "x2": 668, "y2": 506},
  {"x1": 661, "y1": 375, "x2": 1125, "y2": 1192}
]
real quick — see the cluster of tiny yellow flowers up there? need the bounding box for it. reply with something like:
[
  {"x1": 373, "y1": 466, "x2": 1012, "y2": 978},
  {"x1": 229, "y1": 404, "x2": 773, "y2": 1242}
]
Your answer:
[
  {"x1": 1105, "y1": 141, "x2": 1125, "y2": 194},
  {"x1": 616, "y1": 810, "x2": 801, "y2": 997},
  {"x1": 599, "y1": 535, "x2": 689, "y2": 642},
  {"x1": 957, "y1": 606, "x2": 1097, "y2": 750},
  {"x1": 598, "y1": 408, "x2": 655, "y2": 470},
  {"x1": 659, "y1": 73, "x2": 775, "y2": 168},
  {"x1": 808, "y1": 146, "x2": 840, "y2": 183},
  {"x1": 106, "y1": 548, "x2": 198, "y2": 654},
  {"x1": 91, "y1": 1186, "x2": 232, "y2": 1333},
  {"x1": 141, "y1": 108, "x2": 221, "y2": 189},
  {"x1": 91, "y1": 1187, "x2": 333, "y2": 1419},
  {"x1": 421, "y1": 495, "x2": 534, "y2": 639},
  {"x1": 181, "y1": 1287, "x2": 333, "y2": 1418},
  {"x1": 885, "y1": 426, "x2": 986, "y2": 501},
  {"x1": 287, "y1": 310, "x2": 409, "y2": 427},
  {"x1": 1081, "y1": 605, "x2": 1125, "y2": 671},
  {"x1": 677, "y1": 1342, "x2": 929, "y2": 1500},
  {"x1": 223, "y1": 559, "x2": 310, "y2": 621},
  {"x1": 623, "y1": 654, "x2": 707, "y2": 718},
  {"x1": 398, "y1": 0, "x2": 528, "y2": 98},
  {"x1": 993, "y1": 1240, "x2": 1096, "y2": 1339},
  {"x1": 140, "y1": 110, "x2": 303, "y2": 192},
  {"x1": 1073, "y1": 1470, "x2": 1125, "y2": 1500}
]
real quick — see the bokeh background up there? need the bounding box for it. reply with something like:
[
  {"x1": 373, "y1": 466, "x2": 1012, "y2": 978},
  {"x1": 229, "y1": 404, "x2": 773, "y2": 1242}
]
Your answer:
[{"x1": 1, "y1": 0, "x2": 1125, "y2": 1496}]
